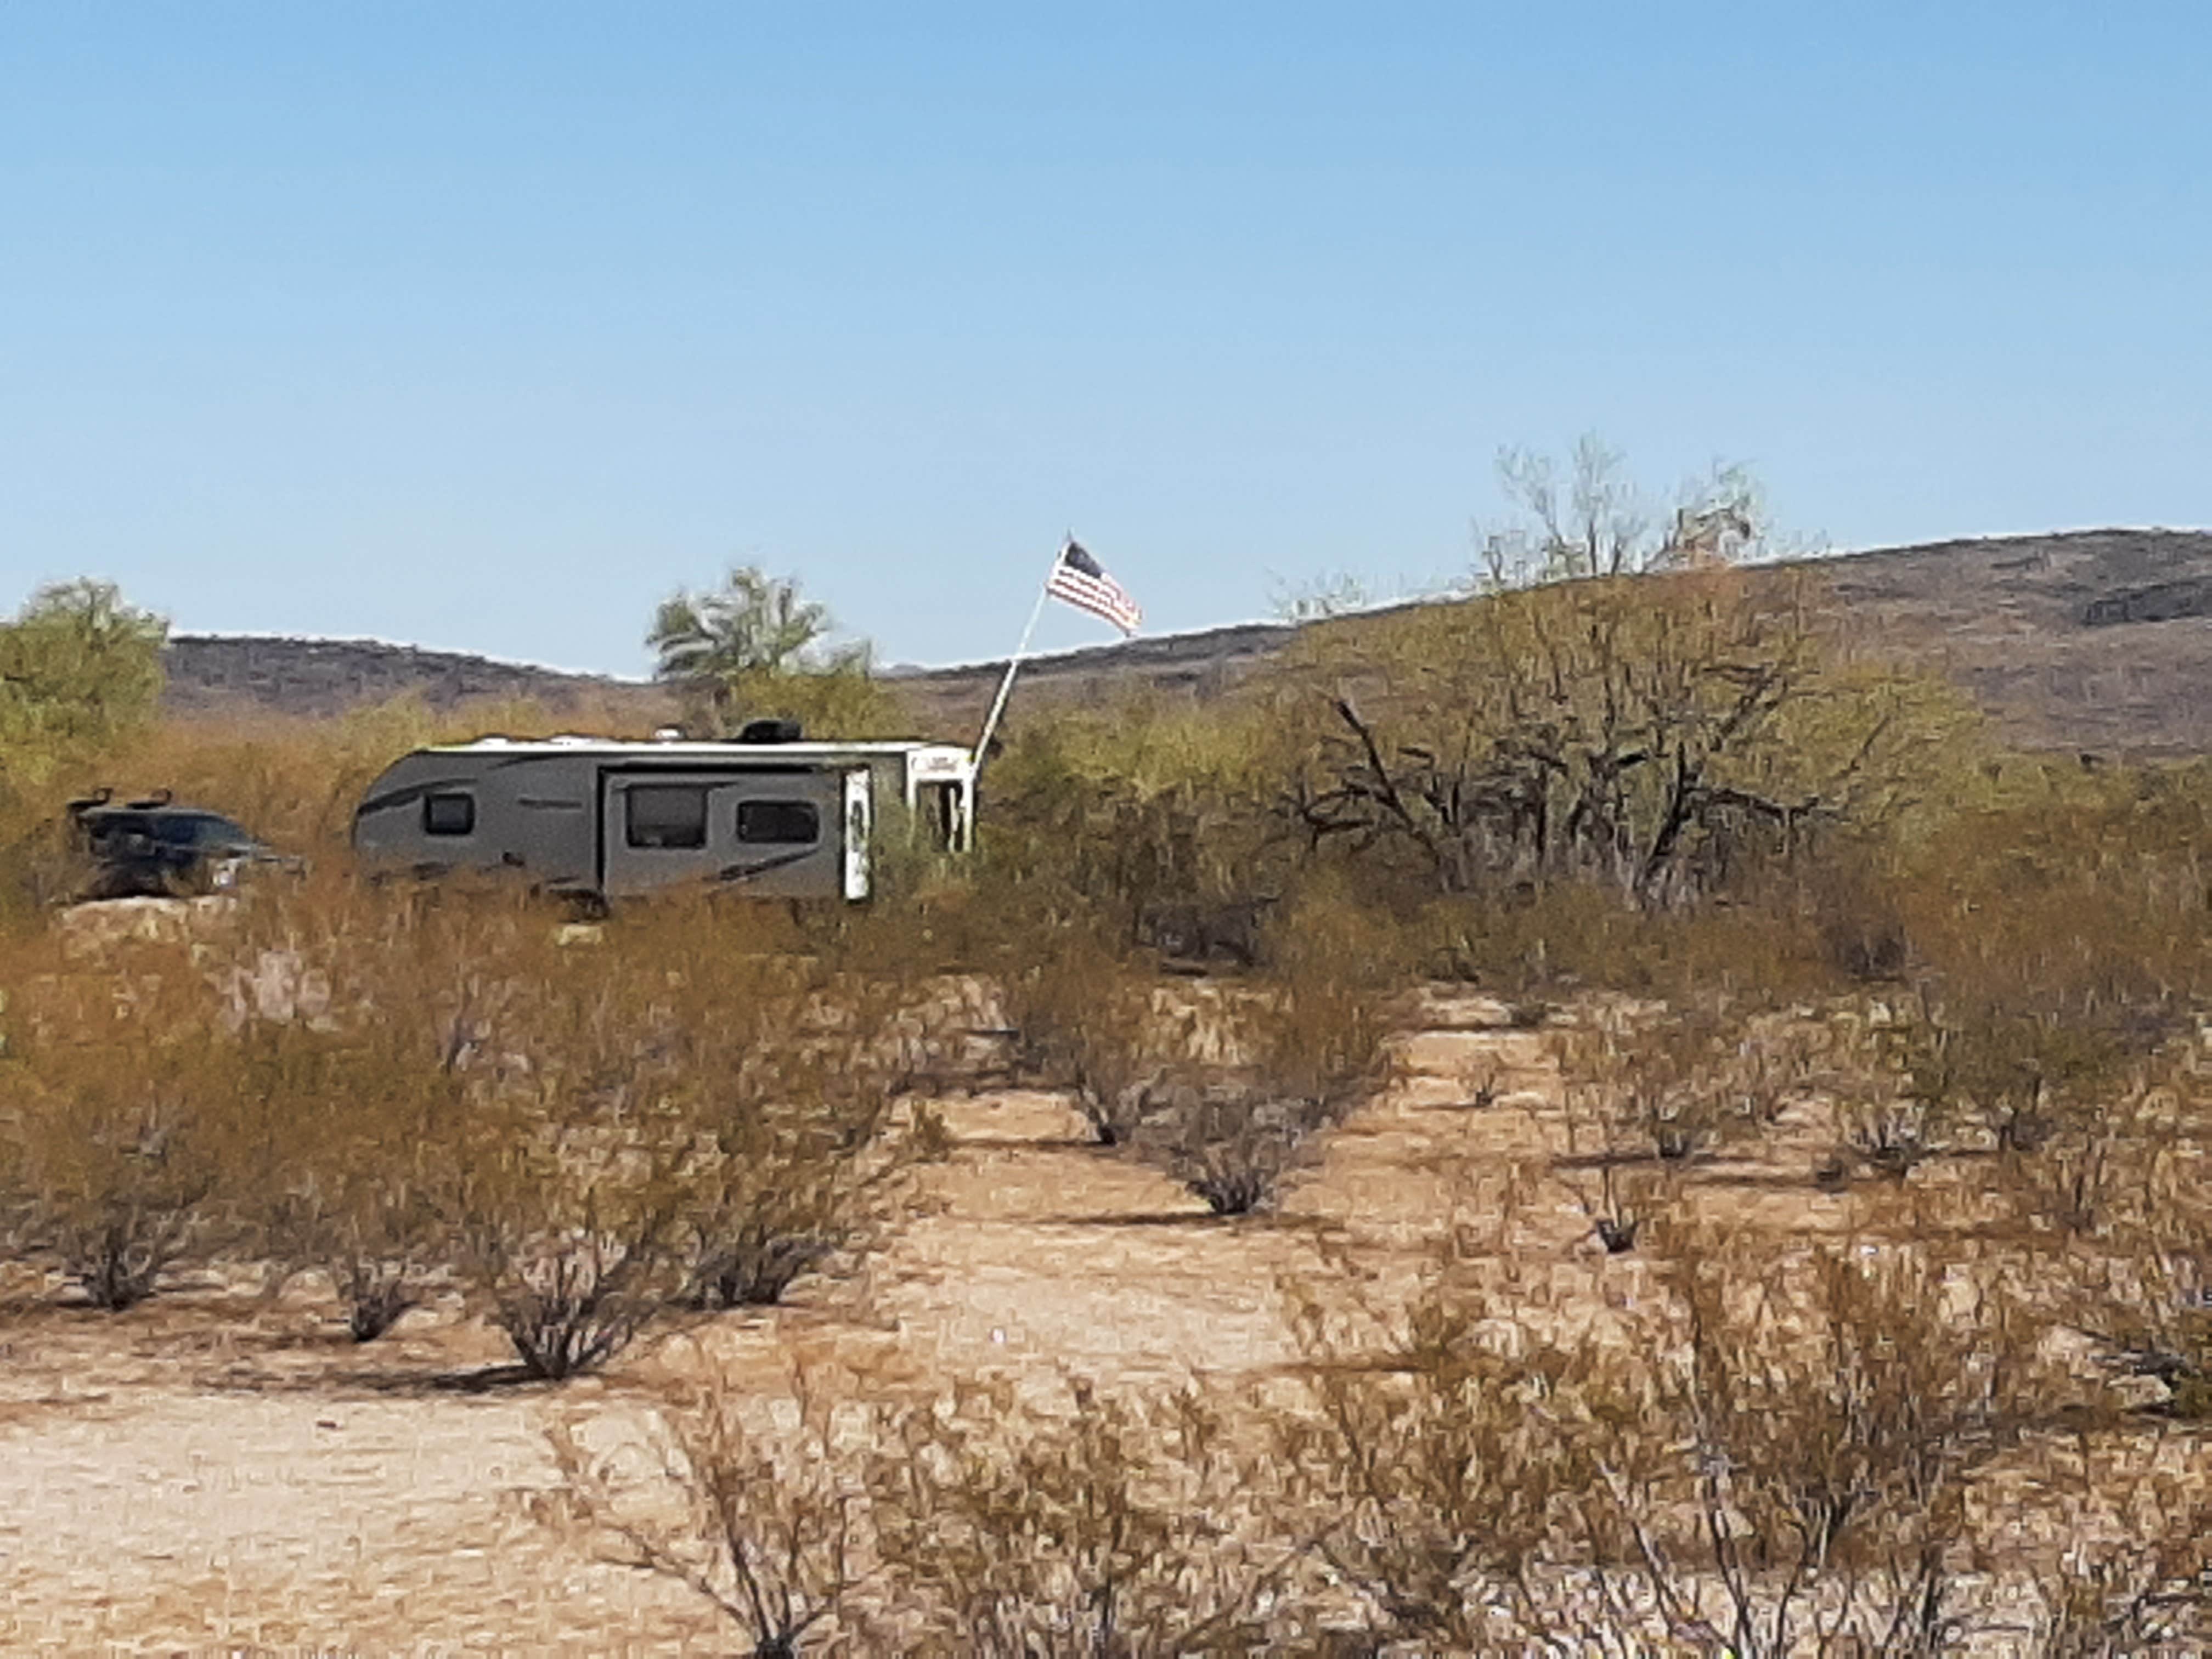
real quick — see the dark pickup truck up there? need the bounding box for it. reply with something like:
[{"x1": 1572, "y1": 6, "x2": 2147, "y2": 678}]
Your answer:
[{"x1": 65, "y1": 791, "x2": 286, "y2": 900}]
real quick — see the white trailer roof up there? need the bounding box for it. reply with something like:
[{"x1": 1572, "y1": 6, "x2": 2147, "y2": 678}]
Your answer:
[{"x1": 427, "y1": 736, "x2": 968, "y2": 759}]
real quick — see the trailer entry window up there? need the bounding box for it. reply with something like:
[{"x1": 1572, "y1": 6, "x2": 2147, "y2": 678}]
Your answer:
[
  {"x1": 735, "y1": 799, "x2": 820, "y2": 845},
  {"x1": 627, "y1": 785, "x2": 708, "y2": 849},
  {"x1": 423, "y1": 792, "x2": 476, "y2": 837},
  {"x1": 922, "y1": 782, "x2": 960, "y2": 849}
]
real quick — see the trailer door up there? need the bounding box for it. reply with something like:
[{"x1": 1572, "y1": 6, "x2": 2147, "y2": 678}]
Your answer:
[
  {"x1": 842, "y1": 767, "x2": 871, "y2": 901},
  {"x1": 600, "y1": 768, "x2": 844, "y2": 898}
]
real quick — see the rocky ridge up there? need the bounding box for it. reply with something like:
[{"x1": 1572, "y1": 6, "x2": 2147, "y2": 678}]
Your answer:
[{"x1": 162, "y1": 529, "x2": 2212, "y2": 757}]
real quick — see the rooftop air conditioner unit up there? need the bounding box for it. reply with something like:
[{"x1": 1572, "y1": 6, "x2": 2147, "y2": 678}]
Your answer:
[{"x1": 738, "y1": 718, "x2": 803, "y2": 744}]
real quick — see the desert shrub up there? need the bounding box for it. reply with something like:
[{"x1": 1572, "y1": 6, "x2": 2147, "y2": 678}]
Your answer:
[
  {"x1": 343, "y1": 898, "x2": 698, "y2": 1378},
  {"x1": 542, "y1": 1367, "x2": 871, "y2": 1656},
  {"x1": 331, "y1": 1248, "x2": 431, "y2": 1343},
  {"x1": 651, "y1": 933, "x2": 912, "y2": 1311},
  {"x1": 1614, "y1": 1240, "x2": 2042, "y2": 1657},
  {"x1": 1820, "y1": 980, "x2": 2159, "y2": 1181},
  {"x1": 233, "y1": 1019, "x2": 462, "y2": 1341},
  {"x1": 443, "y1": 987, "x2": 684, "y2": 1371},
  {"x1": 684, "y1": 1219, "x2": 832, "y2": 1312},
  {"x1": 1276, "y1": 1183, "x2": 2069, "y2": 1653},
  {"x1": 1962, "y1": 1053, "x2": 2198, "y2": 1296},
  {"x1": 1879, "y1": 989, "x2": 2138, "y2": 1159},
  {"x1": 1872, "y1": 760, "x2": 2212, "y2": 1170},
  {"x1": 2009, "y1": 1113, "x2": 2137, "y2": 1242},
  {"x1": 549, "y1": 1369, "x2": 1291, "y2": 1657},
  {"x1": 1125, "y1": 1071, "x2": 1337, "y2": 1217},
  {"x1": 2030, "y1": 1442, "x2": 2212, "y2": 1654},
  {"x1": 1274, "y1": 1275, "x2": 1605, "y2": 1649},
  {"x1": 1558, "y1": 1005, "x2": 1793, "y2": 1166},
  {"x1": 1252, "y1": 882, "x2": 1396, "y2": 1083},
  {"x1": 1807, "y1": 997, "x2": 1999, "y2": 1178},
  {"x1": 1836, "y1": 1090, "x2": 1944, "y2": 1180},
  {"x1": 870, "y1": 1375, "x2": 1282, "y2": 1657},
  {"x1": 996, "y1": 933, "x2": 1171, "y2": 1147},
  {"x1": 1125, "y1": 958, "x2": 1380, "y2": 1215},
  {"x1": 0, "y1": 944, "x2": 231, "y2": 1308},
  {"x1": 422, "y1": 895, "x2": 917, "y2": 1358},
  {"x1": 1580, "y1": 1160, "x2": 1657, "y2": 1252},
  {"x1": 201, "y1": 872, "x2": 549, "y2": 1335},
  {"x1": 1548, "y1": 1128, "x2": 1674, "y2": 1254},
  {"x1": 450, "y1": 1117, "x2": 690, "y2": 1381},
  {"x1": 1821, "y1": 1014, "x2": 1957, "y2": 1181},
  {"x1": 983, "y1": 692, "x2": 1298, "y2": 945},
  {"x1": 675, "y1": 1066, "x2": 904, "y2": 1312},
  {"x1": 1110, "y1": 877, "x2": 1387, "y2": 1212},
  {"x1": 1412, "y1": 875, "x2": 1839, "y2": 1004},
  {"x1": 489, "y1": 1235, "x2": 670, "y2": 1381},
  {"x1": 1803, "y1": 845, "x2": 1913, "y2": 983},
  {"x1": 2058, "y1": 1120, "x2": 2212, "y2": 1420},
  {"x1": 111, "y1": 865, "x2": 922, "y2": 1362},
  {"x1": 997, "y1": 887, "x2": 1388, "y2": 1211}
]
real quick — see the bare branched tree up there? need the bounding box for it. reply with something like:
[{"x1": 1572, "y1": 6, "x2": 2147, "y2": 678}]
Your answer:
[
  {"x1": 1477, "y1": 438, "x2": 1765, "y2": 589},
  {"x1": 1291, "y1": 447, "x2": 1966, "y2": 904}
]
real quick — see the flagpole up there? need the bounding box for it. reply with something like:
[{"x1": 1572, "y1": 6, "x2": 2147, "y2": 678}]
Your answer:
[{"x1": 971, "y1": 539, "x2": 1067, "y2": 771}]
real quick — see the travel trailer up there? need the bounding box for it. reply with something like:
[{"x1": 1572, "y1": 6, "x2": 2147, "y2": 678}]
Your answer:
[{"x1": 351, "y1": 732, "x2": 975, "y2": 901}]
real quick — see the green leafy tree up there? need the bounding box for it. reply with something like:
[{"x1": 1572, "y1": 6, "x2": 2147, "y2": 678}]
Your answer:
[
  {"x1": 985, "y1": 694, "x2": 1298, "y2": 931},
  {"x1": 647, "y1": 566, "x2": 898, "y2": 738},
  {"x1": 651, "y1": 567, "x2": 839, "y2": 684},
  {"x1": 0, "y1": 580, "x2": 167, "y2": 789}
]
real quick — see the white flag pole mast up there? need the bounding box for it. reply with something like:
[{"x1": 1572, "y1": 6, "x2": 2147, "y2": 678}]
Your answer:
[{"x1": 971, "y1": 537, "x2": 1069, "y2": 771}]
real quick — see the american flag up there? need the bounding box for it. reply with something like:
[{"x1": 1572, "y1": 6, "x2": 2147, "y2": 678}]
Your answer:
[{"x1": 1045, "y1": 539, "x2": 1142, "y2": 635}]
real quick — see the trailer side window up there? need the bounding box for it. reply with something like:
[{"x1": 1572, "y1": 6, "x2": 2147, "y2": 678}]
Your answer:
[
  {"x1": 423, "y1": 792, "x2": 476, "y2": 836},
  {"x1": 627, "y1": 785, "x2": 708, "y2": 849},
  {"x1": 735, "y1": 799, "x2": 820, "y2": 845}
]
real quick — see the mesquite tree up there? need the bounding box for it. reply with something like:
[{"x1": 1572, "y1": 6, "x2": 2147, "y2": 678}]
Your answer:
[{"x1": 1291, "y1": 449, "x2": 1965, "y2": 904}]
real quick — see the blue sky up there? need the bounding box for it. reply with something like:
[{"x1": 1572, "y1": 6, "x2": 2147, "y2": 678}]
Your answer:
[{"x1": 2, "y1": 4, "x2": 2206, "y2": 674}]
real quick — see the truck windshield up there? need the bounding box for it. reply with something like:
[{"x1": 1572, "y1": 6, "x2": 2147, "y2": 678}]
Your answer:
[{"x1": 151, "y1": 814, "x2": 256, "y2": 849}]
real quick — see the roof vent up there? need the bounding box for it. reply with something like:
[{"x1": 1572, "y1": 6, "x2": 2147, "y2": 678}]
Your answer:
[{"x1": 738, "y1": 718, "x2": 804, "y2": 744}]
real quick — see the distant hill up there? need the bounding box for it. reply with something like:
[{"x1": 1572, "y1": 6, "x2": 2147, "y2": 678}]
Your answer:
[
  {"x1": 891, "y1": 529, "x2": 2212, "y2": 759},
  {"x1": 165, "y1": 529, "x2": 2212, "y2": 757},
  {"x1": 161, "y1": 635, "x2": 674, "y2": 724},
  {"x1": 1786, "y1": 527, "x2": 2212, "y2": 757}
]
